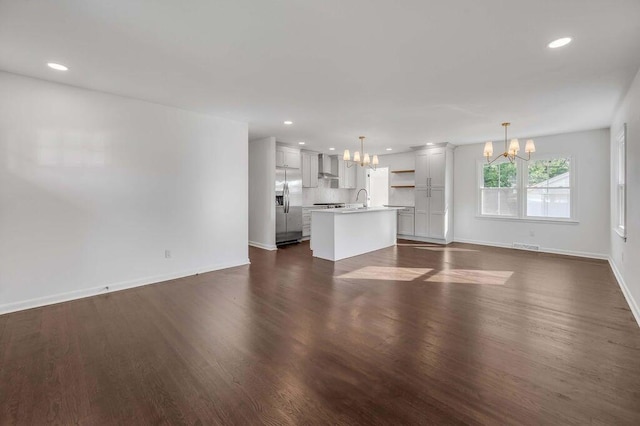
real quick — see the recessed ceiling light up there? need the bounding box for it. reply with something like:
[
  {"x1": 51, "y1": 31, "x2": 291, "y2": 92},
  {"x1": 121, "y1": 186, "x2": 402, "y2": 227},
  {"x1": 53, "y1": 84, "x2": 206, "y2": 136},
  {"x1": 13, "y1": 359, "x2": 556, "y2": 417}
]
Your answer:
[
  {"x1": 47, "y1": 62, "x2": 68, "y2": 71},
  {"x1": 329, "y1": 147, "x2": 335, "y2": 151},
  {"x1": 548, "y1": 37, "x2": 572, "y2": 48},
  {"x1": 284, "y1": 120, "x2": 293, "y2": 125},
  {"x1": 298, "y1": 141, "x2": 305, "y2": 145},
  {"x1": 386, "y1": 148, "x2": 392, "y2": 151},
  {"x1": 426, "y1": 142, "x2": 434, "y2": 146}
]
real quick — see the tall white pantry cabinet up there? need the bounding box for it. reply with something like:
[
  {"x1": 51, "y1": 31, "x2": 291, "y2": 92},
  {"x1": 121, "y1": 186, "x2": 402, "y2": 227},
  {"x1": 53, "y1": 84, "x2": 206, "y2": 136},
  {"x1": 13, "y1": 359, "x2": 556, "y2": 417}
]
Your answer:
[{"x1": 413, "y1": 144, "x2": 454, "y2": 244}]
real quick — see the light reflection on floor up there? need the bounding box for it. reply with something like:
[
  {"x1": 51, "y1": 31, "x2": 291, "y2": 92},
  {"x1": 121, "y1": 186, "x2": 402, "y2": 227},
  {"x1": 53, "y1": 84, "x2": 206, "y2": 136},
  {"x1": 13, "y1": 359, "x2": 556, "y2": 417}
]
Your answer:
[
  {"x1": 338, "y1": 266, "x2": 513, "y2": 285},
  {"x1": 414, "y1": 247, "x2": 479, "y2": 252},
  {"x1": 426, "y1": 269, "x2": 512, "y2": 285},
  {"x1": 338, "y1": 266, "x2": 433, "y2": 281}
]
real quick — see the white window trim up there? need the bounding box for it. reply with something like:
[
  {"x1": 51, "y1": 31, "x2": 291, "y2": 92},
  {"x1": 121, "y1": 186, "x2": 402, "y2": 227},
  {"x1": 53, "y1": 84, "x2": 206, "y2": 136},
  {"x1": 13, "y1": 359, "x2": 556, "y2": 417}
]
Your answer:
[
  {"x1": 476, "y1": 157, "x2": 519, "y2": 218},
  {"x1": 615, "y1": 124, "x2": 627, "y2": 240},
  {"x1": 476, "y1": 154, "x2": 577, "y2": 223}
]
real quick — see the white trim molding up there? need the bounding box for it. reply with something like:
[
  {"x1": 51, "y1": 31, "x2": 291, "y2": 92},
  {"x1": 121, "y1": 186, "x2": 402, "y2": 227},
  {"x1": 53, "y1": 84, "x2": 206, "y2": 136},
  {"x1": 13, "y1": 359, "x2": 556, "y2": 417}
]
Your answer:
[
  {"x1": 0, "y1": 259, "x2": 250, "y2": 316},
  {"x1": 249, "y1": 241, "x2": 278, "y2": 251},
  {"x1": 608, "y1": 257, "x2": 640, "y2": 328},
  {"x1": 453, "y1": 238, "x2": 609, "y2": 260}
]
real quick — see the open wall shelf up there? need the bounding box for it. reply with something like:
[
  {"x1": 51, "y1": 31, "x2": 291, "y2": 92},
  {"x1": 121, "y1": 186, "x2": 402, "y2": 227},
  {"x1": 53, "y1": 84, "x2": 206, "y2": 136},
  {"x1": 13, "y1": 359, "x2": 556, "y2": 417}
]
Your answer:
[
  {"x1": 391, "y1": 170, "x2": 415, "y2": 174},
  {"x1": 390, "y1": 185, "x2": 415, "y2": 188}
]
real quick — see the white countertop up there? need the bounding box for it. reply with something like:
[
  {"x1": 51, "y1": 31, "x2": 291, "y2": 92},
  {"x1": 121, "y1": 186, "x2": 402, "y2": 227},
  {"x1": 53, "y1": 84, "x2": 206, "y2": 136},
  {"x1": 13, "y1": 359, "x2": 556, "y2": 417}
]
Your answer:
[{"x1": 310, "y1": 206, "x2": 401, "y2": 214}]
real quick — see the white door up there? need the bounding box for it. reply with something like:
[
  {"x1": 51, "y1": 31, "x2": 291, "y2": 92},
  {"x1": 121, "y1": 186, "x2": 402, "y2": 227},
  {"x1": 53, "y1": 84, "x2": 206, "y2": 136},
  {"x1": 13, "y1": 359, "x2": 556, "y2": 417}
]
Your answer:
[
  {"x1": 301, "y1": 153, "x2": 310, "y2": 187},
  {"x1": 428, "y1": 149, "x2": 446, "y2": 187},
  {"x1": 414, "y1": 188, "x2": 428, "y2": 236},
  {"x1": 428, "y1": 187, "x2": 445, "y2": 238},
  {"x1": 415, "y1": 153, "x2": 428, "y2": 188},
  {"x1": 368, "y1": 167, "x2": 389, "y2": 206}
]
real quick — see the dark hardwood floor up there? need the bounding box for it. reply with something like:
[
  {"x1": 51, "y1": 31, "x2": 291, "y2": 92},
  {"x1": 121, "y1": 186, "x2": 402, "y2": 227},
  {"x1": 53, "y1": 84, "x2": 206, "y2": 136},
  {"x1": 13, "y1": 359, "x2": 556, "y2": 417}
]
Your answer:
[{"x1": 2, "y1": 241, "x2": 640, "y2": 425}]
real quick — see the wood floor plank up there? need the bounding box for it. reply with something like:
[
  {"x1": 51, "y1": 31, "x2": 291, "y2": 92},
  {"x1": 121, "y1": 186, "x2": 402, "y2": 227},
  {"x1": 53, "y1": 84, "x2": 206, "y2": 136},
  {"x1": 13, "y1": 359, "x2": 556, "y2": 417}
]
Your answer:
[{"x1": 1, "y1": 240, "x2": 640, "y2": 424}]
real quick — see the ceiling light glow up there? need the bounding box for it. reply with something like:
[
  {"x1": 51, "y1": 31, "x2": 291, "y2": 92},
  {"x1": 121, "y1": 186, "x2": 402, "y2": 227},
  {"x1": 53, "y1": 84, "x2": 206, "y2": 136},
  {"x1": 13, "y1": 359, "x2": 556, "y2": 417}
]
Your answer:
[
  {"x1": 426, "y1": 142, "x2": 434, "y2": 146},
  {"x1": 284, "y1": 121, "x2": 293, "y2": 125},
  {"x1": 298, "y1": 141, "x2": 305, "y2": 145},
  {"x1": 386, "y1": 148, "x2": 392, "y2": 151},
  {"x1": 548, "y1": 37, "x2": 572, "y2": 48},
  {"x1": 47, "y1": 62, "x2": 68, "y2": 71},
  {"x1": 329, "y1": 147, "x2": 335, "y2": 150}
]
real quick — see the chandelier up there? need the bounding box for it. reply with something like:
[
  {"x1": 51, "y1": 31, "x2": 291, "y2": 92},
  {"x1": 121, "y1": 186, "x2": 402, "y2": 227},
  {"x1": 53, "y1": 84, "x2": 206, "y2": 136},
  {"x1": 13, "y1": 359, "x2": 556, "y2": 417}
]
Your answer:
[
  {"x1": 484, "y1": 122, "x2": 536, "y2": 164},
  {"x1": 343, "y1": 136, "x2": 379, "y2": 170}
]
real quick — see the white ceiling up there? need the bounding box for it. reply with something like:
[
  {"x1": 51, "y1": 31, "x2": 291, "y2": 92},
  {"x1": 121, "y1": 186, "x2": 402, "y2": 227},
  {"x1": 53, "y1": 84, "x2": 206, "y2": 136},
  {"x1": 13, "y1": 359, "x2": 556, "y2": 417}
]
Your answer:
[{"x1": 1, "y1": 0, "x2": 639, "y2": 154}]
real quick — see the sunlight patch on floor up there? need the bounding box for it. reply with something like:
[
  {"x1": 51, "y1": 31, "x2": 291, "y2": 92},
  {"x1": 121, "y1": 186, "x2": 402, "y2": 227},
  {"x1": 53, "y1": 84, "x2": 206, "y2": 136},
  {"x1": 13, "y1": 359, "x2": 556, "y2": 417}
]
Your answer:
[
  {"x1": 414, "y1": 247, "x2": 478, "y2": 252},
  {"x1": 338, "y1": 266, "x2": 433, "y2": 281},
  {"x1": 426, "y1": 269, "x2": 513, "y2": 285},
  {"x1": 338, "y1": 266, "x2": 513, "y2": 285}
]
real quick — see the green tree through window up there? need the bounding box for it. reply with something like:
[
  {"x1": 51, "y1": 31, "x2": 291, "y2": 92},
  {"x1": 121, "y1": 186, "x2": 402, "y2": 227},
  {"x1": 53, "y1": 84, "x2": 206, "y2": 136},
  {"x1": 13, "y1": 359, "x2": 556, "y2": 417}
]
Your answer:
[
  {"x1": 483, "y1": 162, "x2": 517, "y2": 188},
  {"x1": 527, "y1": 158, "x2": 570, "y2": 185}
]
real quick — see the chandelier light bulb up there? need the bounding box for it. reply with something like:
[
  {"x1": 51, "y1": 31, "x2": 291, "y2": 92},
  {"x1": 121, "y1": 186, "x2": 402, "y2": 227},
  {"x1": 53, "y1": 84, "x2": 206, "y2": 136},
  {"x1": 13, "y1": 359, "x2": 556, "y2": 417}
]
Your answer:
[
  {"x1": 525, "y1": 139, "x2": 536, "y2": 153},
  {"x1": 372, "y1": 155, "x2": 379, "y2": 165},
  {"x1": 484, "y1": 141, "x2": 494, "y2": 157},
  {"x1": 509, "y1": 138, "x2": 520, "y2": 155},
  {"x1": 353, "y1": 151, "x2": 361, "y2": 163},
  {"x1": 343, "y1": 149, "x2": 351, "y2": 161},
  {"x1": 363, "y1": 153, "x2": 370, "y2": 164}
]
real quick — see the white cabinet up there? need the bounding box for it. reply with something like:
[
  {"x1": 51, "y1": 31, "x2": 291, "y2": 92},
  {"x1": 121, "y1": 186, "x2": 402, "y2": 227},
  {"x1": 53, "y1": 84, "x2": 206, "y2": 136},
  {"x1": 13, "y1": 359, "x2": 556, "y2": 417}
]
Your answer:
[
  {"x1": 413, "y1": 145, "x2": 453, "y2": 243},
  {"x1": 301, "y1": 151, "x2": 319, "y2": 188},
  {"x1": 331, "y1": 157, "x2": 357, "y2": 189},
  {"x1": 302, "y1": 208, "x2": 312, "y2": 237},
  {"x1": 276, "y1": 145, "x2": 301, "y2": 169},
  {"x1": 415, "y1": 148, "x2": 445, "y2": 188},
  {"x1": 397, "y1": 207, "x2": 415, "y2": 235}
]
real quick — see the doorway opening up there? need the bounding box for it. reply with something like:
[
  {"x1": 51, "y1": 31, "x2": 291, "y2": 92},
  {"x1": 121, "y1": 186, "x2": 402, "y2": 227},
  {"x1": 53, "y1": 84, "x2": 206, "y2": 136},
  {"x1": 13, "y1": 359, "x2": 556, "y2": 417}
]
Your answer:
[{"x1": 367, "y1": 167, "x2": 389, "y2": 207}]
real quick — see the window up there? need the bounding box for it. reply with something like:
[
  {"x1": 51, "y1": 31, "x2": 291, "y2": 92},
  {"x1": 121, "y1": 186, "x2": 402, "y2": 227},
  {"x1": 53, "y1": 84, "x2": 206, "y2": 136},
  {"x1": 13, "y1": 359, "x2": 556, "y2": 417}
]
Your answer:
[
  {"x1": 616, "y1": 124, "x2": 627, "y2": 237},
  {"x1": 478, "y1": 155, "x2": 575, "y2": 221},
  {"x1": 480, "y1": 162, "x2": 518, "y2": 216},
  {"x1": 526, "y1": 158, "x2": 571, "y2": 219}
]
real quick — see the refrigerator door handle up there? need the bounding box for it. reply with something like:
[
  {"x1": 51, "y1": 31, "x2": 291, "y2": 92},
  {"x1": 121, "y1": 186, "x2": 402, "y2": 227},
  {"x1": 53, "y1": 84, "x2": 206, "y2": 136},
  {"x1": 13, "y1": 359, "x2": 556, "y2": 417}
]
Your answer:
[{"x1": 284, "y1": 182, "x2": 289, "y2": 213}]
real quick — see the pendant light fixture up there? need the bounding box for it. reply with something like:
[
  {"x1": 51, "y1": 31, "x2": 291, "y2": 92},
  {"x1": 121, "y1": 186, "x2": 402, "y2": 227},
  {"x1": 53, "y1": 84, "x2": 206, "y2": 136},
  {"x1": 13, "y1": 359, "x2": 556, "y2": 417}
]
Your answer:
[
  {"x1": 484, "y1": 122, "x2": 535, "y2": 164},
  {"x1": 343, "y1": 136, "x2": 379, "y2": 170}
]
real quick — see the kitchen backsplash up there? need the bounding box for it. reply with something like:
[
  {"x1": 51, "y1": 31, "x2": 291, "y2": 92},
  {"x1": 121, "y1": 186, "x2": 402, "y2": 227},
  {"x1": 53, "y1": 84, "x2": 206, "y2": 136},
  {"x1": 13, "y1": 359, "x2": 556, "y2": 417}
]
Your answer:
[
  {"x1": 389, "y1": 188, "x2": 415, "y2": 207},
  {"x1": 302, "y1": 179, "x2": 357, "y2": 205}
]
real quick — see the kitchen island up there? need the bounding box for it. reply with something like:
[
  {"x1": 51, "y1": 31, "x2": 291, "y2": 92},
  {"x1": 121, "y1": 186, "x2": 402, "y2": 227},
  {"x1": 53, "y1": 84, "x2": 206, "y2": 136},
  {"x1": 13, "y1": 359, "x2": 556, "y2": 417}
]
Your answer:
[{"x1": 310, "y1": 207, "x2": 399, "y2": 261}]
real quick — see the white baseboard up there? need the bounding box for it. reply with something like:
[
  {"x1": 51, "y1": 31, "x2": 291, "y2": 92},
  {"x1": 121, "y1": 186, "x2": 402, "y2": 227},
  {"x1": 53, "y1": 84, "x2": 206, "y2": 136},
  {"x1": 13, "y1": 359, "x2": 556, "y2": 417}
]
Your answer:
[
  {"x1": 453, "y1": 238, "x2": 608, "y2": 260},
  {"x1": 0, "y1": 259, "x2": 250, "y2": 316},
  {"x1": 249, "y1": 241, "x2": 278, "y2": 251},
  {"x1": 398, "y1": 235, "x2": 452, "y2": 245},
  {"x1": 608, "y1": 257, "x2": 640, "y2": 328}
]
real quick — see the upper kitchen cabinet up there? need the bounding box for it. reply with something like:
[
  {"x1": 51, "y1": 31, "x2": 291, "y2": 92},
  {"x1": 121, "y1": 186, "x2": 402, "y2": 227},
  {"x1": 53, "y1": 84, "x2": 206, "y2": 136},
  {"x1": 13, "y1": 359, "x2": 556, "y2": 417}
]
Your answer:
[
  {"x1": 330, "y1": 156, "x2": 357, "y2": 189},
  {"x1": 301, "y1": 151, "x2": 319, "y2": 188},
  {"x1": 276, "y1": 144, "x2": 301, "y2": 169},
  {"x1": 415, "y1": 147, "x2": 446, "y2": 188}
]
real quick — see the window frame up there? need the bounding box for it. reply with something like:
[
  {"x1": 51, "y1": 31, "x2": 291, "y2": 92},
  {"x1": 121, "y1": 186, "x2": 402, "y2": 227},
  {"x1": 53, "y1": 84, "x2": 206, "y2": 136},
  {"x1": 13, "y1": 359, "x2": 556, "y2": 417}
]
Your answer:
[
  {"x1": 615, "y1": 124, "x2": 627, "y2": 239},
  {"x1": 477, "y1": 158, "x2": 520, "y2": 218},
  {"x1": 476, "y1": 154, "x2": 577, "y2": 223}
]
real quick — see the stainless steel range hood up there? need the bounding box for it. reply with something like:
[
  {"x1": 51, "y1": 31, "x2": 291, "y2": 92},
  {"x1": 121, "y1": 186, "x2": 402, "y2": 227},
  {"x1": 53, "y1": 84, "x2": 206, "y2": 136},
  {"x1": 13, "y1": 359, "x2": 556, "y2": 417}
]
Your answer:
[{"x1": 318, "y1": 154, "x2": 338, "y2": 179}]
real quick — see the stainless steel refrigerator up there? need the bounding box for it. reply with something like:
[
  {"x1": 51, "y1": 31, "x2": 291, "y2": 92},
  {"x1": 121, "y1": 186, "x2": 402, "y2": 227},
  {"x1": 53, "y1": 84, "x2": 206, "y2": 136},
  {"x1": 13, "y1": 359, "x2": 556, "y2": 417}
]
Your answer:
[{"x1": 275, "y1": 168, "x2": 302, "y2": 245}]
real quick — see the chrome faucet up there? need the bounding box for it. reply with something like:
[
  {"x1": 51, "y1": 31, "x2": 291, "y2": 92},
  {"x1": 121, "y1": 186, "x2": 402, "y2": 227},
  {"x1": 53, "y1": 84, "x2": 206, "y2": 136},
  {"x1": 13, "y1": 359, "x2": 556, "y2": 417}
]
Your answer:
[{"x1": 355, "y1": 188, "x2": 368, "y2": 206}]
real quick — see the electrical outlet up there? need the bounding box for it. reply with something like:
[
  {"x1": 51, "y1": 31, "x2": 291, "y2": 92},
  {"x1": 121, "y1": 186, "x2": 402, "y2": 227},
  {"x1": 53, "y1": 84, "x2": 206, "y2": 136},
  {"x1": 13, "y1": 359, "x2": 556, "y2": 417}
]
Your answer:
[{"x1": 165, "y1": 250, "x2": 171, "y2": 259}]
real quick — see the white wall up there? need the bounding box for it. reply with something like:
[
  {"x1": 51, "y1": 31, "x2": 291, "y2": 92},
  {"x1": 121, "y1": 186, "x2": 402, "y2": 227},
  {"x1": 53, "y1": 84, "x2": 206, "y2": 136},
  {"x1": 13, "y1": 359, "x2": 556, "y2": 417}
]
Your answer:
[
  {"x1": 248, "y1": 137, "x2": 276, "y2": 250},
  {"x1": 610, "y1": 67, "x2": 640, "y2": 324},
  {"x1": 454, "y1": 128, "x2": 610, "y2": 258},
  {"x1": 375, "y1": 151, "x2": 416, "y2": 206},
  {"x1": 0, "y1": 72, "x2": 249, "y2": 313}
]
